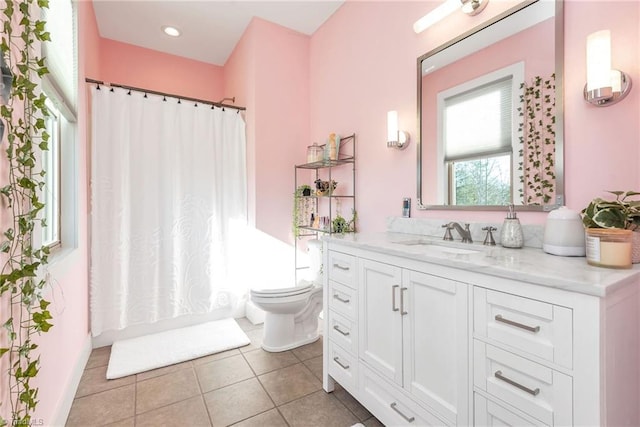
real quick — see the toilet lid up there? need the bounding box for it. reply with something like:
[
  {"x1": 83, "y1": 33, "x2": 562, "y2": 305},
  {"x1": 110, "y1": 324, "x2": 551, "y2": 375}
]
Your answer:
[{"x1": 250, "y1": 281, "x2": 315, "y2": 298}]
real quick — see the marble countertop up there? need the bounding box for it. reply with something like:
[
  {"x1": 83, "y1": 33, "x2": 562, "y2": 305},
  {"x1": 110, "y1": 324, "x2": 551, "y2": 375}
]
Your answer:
[{"x1": 324, "y1": 232, "x2": 640, "y2": 297}]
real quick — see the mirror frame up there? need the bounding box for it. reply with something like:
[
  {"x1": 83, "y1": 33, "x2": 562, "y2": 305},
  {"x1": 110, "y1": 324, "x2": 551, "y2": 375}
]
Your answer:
[{"x1": 416, "y1": 0, "x2": 564, "y2": 211}]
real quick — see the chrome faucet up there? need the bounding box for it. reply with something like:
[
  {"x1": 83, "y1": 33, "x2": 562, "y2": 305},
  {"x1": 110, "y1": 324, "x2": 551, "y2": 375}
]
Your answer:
[{"x1": 446, "y1": 222, "x2": 473, "y2": 243}]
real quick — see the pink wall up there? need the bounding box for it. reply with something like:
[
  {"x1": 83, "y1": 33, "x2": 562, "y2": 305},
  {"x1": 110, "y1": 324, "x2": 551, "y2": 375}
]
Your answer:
[
  {"x1": 224, "y1": 23, "x2": 257, "y2": 226},
  {"x1": 225, "y1": 18, "x2": 309, "y2": 243},
  {"x1": 310, "y1": 0, "x2": 640, "y2": 230},
  {"x1": 252, "y1": 19, "x2": 310, "y2": 242},
  {"x1": 98, "y1": 38, "x2": 224, "y2": 102}
]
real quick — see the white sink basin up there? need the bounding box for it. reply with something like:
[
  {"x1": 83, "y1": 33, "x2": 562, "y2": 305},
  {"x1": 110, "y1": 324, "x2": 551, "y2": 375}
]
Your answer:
[
  {"x1": 426, "y1": 244, "x2": 480, "y2": 255},
  {"x1": 393, "y1": 239, "x2": 481, "y2": 255}
]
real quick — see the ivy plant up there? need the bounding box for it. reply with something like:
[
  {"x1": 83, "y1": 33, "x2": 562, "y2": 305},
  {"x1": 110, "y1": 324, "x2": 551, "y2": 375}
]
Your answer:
[
  {"x1": 0, "y1": 1, "x2": 53, "y2": 426},
  {"x1": 292, "y1": 185, "x2": 313, "y2": 238},
  {"x1": 517, "y1": 73, "x2": 556, "y2": 205}
]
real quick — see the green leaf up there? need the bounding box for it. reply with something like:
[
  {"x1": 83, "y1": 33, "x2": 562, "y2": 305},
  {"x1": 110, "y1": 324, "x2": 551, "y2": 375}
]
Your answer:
[
  {"x1": 0, "y1": 348, "x2": 9, "y2": 357},
  {"x1": 592, "y1": 208, "x2": 627, "y2": 229}
]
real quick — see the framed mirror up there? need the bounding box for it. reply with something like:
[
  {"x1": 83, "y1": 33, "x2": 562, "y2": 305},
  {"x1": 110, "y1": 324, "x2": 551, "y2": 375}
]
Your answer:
[{"x1": 417, "y1": 0, "x2": 564, "y2": 211}]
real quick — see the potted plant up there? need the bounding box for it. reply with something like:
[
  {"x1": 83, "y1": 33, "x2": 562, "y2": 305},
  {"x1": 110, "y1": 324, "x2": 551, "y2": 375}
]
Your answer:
[
  {"x1": 314, "y1": 179, "x2": 337, "y2": 196},
  {"x1": 581, "y1": 191, "x2": 640, "y2": 230},
  {"x1": 581, "y1": 191, "x2": 640, "y2": 264},
  {"x1": 332, "y1": 210, "x2": 357, "y2": 234}
]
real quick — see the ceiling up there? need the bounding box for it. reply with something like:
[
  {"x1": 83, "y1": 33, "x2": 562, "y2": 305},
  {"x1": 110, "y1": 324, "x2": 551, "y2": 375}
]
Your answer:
[{"x1": 92, "y1": 1, "x2": 345, "y2": 66}]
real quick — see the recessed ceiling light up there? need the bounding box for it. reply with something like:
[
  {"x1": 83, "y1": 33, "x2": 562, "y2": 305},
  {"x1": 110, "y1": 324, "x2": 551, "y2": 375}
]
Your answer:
[{"x1": 162, "y1": 26, "x2": 181, "y2": 37}]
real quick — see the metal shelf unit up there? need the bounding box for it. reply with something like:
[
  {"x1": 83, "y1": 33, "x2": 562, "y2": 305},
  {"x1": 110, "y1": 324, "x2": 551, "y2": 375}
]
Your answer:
[{"x1": 294, "y1": 134, "x2": 356, "y2": 281}]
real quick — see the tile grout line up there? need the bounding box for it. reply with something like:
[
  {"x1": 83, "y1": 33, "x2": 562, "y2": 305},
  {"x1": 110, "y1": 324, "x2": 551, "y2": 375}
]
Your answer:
[
  {"x1": 191, "y1": 363, "x2": 215, "y2": 427},
  {"x1": 241, "y1": 346, "x2": 294, "y2": 427},
  {"x1": 332, "y1": 389, "x2": 363, "y2": 424},
  {"x1": 132, "y1": 368, "x2": 205, "y2": 420}
]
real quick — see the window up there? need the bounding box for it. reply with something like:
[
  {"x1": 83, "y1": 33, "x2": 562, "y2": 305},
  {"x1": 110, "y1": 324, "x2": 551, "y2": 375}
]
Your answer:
[
  {"x1": 437, "y1": 63, "x2": 523, "y2": 206},
  {"x1": 449, "y1": 154, "x2": 512, "y2": 206},
  {"x1": 42, "y1": 99, "x2": 61, "y2": 248},
  {"x1": 40, "y1": 0, "x2": 77, "y2": 252}
]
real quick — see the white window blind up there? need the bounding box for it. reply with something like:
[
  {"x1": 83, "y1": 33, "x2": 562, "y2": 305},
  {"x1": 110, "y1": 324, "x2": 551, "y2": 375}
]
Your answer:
[
  {"x1": 42, "y1": 98, "x2": 60, "y2": 248},
  {"x1": 42, "y1": 0, "x2": 77, "y2": 117},
  {"x1": 443, "y1": 76, "x2": 512, "y2": 161}
]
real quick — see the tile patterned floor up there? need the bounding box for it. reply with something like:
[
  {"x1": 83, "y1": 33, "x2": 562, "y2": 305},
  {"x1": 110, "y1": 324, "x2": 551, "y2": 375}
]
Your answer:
[{"x1": 66, "y1": 318, "x2": 384, "y2": 427}]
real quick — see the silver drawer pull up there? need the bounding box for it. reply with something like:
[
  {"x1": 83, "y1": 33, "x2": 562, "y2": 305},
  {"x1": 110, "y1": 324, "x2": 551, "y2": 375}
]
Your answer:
[
  {"x1": 495, "y1": 314, "x2": 540, "y2": 333},
  {"x1": 401, "y1": 287, "x2": 408, "y2": 316},
  {"x1": 333, "y1": 356, "x2": 349, "y2": 370},
  {"x1": 392, "y1": 285, "x2": 399, "y2": 312},
  {"x1": 390, "y1": 402, "x2": 415, "y2": 423},
  {"x1": 333, "y1": 325, "x2": 350, "y2": 336},
  {"x1": 333, "y1": 263, "x2": 350, "y2": 271},
  {"x1": 333, "y1": 294, "x2": 350, "y2": 304},
  {"x1": 495, "y1": 370, "x2": 540, "y2": 396}
]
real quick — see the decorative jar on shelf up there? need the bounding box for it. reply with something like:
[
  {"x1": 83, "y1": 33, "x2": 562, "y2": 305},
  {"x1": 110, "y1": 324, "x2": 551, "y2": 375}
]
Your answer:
[{"x1": 306, "y1": 143, "x2": 323, "y2": 163}]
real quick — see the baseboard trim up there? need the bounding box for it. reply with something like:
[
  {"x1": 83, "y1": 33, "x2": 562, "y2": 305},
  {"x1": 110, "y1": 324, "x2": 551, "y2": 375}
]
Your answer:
[{"x1": 50, "y1": 333, "x2": 92, "y2": 426}]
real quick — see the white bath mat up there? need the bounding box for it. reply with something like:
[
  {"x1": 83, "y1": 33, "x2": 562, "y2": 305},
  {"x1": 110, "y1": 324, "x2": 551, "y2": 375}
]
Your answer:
[{"x1": 106, "y1": 318, "x2": 251, "y2": 379}]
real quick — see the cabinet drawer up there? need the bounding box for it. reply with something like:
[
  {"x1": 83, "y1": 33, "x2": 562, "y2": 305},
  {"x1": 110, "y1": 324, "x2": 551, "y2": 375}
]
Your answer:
[
  {"x1": 327, "y1": 341, "x2": 358, "y2": 392},
  {"x1": 474, "y1": 342, "x2": 572, "y2": 426},
  {"x1": 328, "y1": 281, "x2": 357, "y2": 320},
  {"x1": 328, "y1": 310, "x2": 358, "y2": 355},
  {"x1": 474, "y1": 287, "x2": 573, "y2": 369},
  {"x1": 359, "y1": 365, "x2": 450, "y2": 426},
  {"x1": 474, "y1": 393, "x2": 544, "y2": 426},
  {"x1": 328, "y1": 251, "x2": 356, "y2": 288}
]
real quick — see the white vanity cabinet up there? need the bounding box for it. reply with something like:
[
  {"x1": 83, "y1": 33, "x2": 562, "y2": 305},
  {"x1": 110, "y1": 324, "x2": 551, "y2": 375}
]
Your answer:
[
  {"x1": 325, "y1": 248, "x2": 469, "y2": 426},
  {"x1": 323, "y1": 238, "x2": 640, "y2": 426}
]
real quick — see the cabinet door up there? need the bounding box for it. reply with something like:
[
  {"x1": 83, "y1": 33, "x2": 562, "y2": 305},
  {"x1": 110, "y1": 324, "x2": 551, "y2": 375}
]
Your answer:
[
  {"x1": 402, "y1": 270, "x2": 469, "y2": 425},
  {"x1": 359, "y1": 259, "x2": 403, "y2": 386}
]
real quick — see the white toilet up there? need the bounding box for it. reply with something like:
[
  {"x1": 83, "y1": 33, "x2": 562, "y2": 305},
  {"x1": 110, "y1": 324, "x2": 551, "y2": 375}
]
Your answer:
[{"x1": 250, "y1": 240, "x2": 323, "y2": 352}]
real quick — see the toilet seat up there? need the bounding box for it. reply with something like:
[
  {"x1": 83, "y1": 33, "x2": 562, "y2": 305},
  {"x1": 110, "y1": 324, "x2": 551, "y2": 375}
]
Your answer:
[{"x1": 250, "y1": 281, "x2": 314, "y2": 298}]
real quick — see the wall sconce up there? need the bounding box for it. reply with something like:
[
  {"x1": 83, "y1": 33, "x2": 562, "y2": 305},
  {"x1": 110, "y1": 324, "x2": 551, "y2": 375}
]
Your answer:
[
  {"x1": 387, "y1": 111, "x2": 410, "y2": 150},
  {"x1": 584, "y1": 30, "x2": 632, "y2": 107},
  {"x1": 414, "y1": 0, "x2": 489, "y2": 34}
]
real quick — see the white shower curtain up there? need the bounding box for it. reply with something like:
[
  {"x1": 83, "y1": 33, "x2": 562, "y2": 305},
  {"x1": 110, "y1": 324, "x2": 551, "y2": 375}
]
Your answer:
[{"x1": 90, "y1": 86, "x2": 247, "y2": 336}]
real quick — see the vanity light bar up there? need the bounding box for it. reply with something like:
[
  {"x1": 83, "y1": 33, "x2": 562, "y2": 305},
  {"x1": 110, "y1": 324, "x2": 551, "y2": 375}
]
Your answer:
[
  {"x1": 414, "y1": 0, "x2": 489, "y2": 34},
  {"x1": 413, "y1": 0, "x2": 460, "y2": 34}
]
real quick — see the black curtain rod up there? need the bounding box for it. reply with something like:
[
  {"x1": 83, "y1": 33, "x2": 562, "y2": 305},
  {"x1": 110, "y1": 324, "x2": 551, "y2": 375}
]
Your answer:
[{"x1": 85, "y1": 78, "x2": 246, "y2": 111}]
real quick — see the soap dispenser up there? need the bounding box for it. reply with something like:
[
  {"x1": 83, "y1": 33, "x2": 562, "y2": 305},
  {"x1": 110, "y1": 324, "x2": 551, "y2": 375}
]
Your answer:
[{"x1": 501, "y1": 204, "x2": 524, "y2": 248}]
